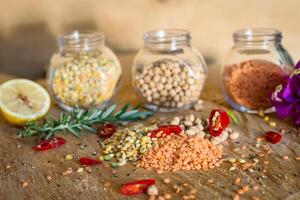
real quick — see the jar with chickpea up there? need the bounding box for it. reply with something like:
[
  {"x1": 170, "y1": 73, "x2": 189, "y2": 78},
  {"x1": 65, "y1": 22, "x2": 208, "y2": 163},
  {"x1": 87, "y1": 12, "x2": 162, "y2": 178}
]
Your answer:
[{"x1": 132, "y1": 29, "x2": 207, "y2": 112}]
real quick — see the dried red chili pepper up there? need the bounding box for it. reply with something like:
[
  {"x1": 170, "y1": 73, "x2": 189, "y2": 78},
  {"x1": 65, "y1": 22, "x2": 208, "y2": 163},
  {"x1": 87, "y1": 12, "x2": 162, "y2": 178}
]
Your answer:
[
  {"x1": 120, "y1": 179, "x2": 156, "y2": 195},
  {"x1": 265, "y1": 131, "x2": 282, "y2": 144},
  {"x1": 33, "y1": 136, "x2": 66, "y2": 151},
  {"x1": 209, "y1": 109, "x2": 230, "y2": 137},
  {"x1": 98, "y1": 123, "x2": 116, "y2": 138},
  {"x1": 148, "y1": 125, "x2": 182, "y2": 138},
  {"x1": 79, "y1": 157, "x2": 101, "y2": 166}
]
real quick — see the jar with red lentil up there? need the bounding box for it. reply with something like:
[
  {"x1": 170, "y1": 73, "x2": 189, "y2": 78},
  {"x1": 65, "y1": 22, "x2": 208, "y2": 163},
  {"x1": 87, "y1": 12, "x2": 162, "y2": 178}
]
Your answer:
[
  {"x1": 47, "y1": 31, "x2": 122, "y2": 111},
  {"x1": 221, "y1": 28, "x2": 294, "y2": 113},
  {"x1": 132, "y1": 29, "x2": 207, "y2": 112}
]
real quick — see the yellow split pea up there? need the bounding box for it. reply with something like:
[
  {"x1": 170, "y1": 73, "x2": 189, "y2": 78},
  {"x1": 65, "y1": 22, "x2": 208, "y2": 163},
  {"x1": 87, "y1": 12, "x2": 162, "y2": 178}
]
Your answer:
[{"x1": 51, "y1": 54, "x2": 120, "y2": 108}]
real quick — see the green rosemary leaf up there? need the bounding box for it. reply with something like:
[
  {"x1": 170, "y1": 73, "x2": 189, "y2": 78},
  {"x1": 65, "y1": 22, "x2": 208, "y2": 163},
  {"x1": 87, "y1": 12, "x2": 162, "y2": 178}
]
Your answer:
[
  {"x1": 45, "y1": 132, "x2": 54, "y2": 140},
  {"x1": 82, "y1": 125, "x2": 96, "y2": 133},
  {"x1": 101, "y1": 104, "x2": 117, "y2": 119},
  {"x1": 130, "y1": 111, "x2": 153, "y2": 120},
  {"x1": 119, "y1": 110, "x2": 139, "y2": 119},
  {"x1": 18, "y1": 103, "x2": 153, "y2": 140},
  {"x1": 67, "y1": 127, "x2": 81, "y2": 138},
  {"x1": 114, "y1": 103, "x2": 130, "y2": 116},
  {"x1": 132, "y1": 104, "x2": 141, "y2": 110},
  {"x1": 76, "y1": 109, "x2": 85, "y2": 119}
]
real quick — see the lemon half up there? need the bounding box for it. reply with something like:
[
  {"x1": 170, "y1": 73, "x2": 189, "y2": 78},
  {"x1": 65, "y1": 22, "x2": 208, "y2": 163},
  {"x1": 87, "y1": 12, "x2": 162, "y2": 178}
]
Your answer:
[{"x1": 0, "y1": 79, "x2": 51, "y2": 125}]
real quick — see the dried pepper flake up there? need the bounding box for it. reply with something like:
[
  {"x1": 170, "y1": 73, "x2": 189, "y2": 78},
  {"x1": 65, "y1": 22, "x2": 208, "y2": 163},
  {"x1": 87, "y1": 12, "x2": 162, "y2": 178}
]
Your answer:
[
  {"x1": 265, "y1": 131, "x2": 282, "y2": 144},
  {"x1": 98, "y1": 123, "x2": 117, "y2": 139},
  {"x1": 148, "y1": 125, "x2": 182, "y2": 138},
  {"x1": 79, "y1": 157, "x2": 101, "y2": 166},
  {"x1": 33, "y1": 136, "x2": 66, "y2": 151},
  {"x1": 209, "y1": 109, "x2": 230, "y2": 137},
  {"x1": 120, "y1": 179, "x2": 156, "y2": 195}
]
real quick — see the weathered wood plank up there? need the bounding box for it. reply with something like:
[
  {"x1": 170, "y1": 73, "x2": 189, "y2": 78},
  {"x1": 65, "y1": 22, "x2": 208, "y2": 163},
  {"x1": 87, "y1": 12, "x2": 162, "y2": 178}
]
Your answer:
[{"x1": 0, "y1": 55, "x2": 299, "y2": 200}]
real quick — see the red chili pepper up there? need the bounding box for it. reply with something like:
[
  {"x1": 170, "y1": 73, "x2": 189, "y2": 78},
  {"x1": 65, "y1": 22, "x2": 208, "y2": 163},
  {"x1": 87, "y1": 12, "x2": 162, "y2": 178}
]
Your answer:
[
  {"x1": 33, "y1": 136, "x2": 66, "y2": 151},
  {"x1": 98, "y1": 123, "x2": 116, "y2": 139},
  {"x1": 265, "y1": 131, "x2": 282, "y2": 144},
  {"x1": 120, "y1": 179, "x2": 156, "y2": 195},
  {"x1": 148, "y1": 125, "x2": 182, "y2": 138},
  {"x1": 209, "y1": 109, "x2": 230, "y2": 137},
  {"x1": 79, "y1": 157, "x2": 101, "y2": 166}
]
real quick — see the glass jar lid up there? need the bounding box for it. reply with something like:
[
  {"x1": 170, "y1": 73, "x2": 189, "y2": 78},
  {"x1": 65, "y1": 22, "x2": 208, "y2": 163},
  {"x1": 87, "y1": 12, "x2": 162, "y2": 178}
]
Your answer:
[
  {"x1": 233, "y1": 28, "x2": 282, "y2": 43},
  {"x1": 57, "y1": 31, "x2": 105, "y2": 52}
]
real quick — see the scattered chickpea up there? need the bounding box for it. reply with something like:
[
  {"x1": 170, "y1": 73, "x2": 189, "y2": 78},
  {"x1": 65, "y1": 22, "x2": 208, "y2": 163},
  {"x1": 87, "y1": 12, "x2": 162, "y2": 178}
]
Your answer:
[
  {"x1": 163, "y1": 178, "x2": 170, "y2": 184},
  {"x1": 164, "y1": 193, "x2": 171, "y2": 199},
  {"x1": 147, "y1": 185, "x2": 158, "y2": 196}
]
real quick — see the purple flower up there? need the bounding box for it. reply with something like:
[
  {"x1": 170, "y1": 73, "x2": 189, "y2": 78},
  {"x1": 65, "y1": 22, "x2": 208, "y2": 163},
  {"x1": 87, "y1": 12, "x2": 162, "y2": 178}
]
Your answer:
[{"x1": 271, "y1": 61, "x2": 300, "y2": 125}]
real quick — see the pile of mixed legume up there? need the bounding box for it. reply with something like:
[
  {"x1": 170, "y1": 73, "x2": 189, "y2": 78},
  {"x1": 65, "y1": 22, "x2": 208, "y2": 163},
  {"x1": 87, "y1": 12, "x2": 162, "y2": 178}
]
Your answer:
[
  {"x1": 100, "y1": 125, "x2": 157, "y2": 167},
  {"x1": 50, "y1": 51, "x2": 121, "y2": 108}
]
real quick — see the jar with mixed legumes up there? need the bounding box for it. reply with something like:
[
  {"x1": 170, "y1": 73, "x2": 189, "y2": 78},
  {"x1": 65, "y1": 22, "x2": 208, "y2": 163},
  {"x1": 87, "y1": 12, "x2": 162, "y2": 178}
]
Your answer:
[
  {"x1": 47, "y1": 31, "x2": 122, "y2": 111},
  {"x1": 132, "y1": 29, "x2": 207, "y2": 112}
]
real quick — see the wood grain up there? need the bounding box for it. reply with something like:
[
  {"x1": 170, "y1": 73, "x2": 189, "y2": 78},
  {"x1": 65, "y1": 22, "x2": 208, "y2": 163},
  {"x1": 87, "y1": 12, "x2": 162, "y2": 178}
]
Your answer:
[{"x1": 0, "y1": 55, "x2": 299, "y2": 200}]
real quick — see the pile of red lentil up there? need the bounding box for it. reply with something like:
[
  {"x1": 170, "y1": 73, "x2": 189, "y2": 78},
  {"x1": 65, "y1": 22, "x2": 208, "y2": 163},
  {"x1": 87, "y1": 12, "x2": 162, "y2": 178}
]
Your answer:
[{"x1": 137, "y1": 134, "x2": 223, "y2": 172}]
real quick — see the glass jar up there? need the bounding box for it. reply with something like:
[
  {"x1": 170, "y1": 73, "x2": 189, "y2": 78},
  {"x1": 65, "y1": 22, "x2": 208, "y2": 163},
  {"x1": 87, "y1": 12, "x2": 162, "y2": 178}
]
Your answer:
[
  {"x1": 47, "y1": 31, "x2": 122, "y2": 111},
  {"x1": 220, "y1": 28, "x2": 294, "y2": 113},
  {"x1": 132, "y1": 29, "x2": 207, "y2": 112}
]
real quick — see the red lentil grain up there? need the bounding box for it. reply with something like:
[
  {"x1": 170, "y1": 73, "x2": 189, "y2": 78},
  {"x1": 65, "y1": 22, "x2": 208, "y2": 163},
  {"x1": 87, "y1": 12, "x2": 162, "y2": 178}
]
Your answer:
[
  {"x1": 283, "y1": 155, "x2": 289, "y2": 160},
  {"x1": 139, "y1": 134, "x2": 223, "y2": 172},
  {"x1": 223, "y1": 60, "x2": 285, "y2": 110},
  {"x1": 234, "y1": 178, "x2": 241, "y2": 185},
  {"x1": 233, "y1": 194, "x2": 240, "y2": 200}
]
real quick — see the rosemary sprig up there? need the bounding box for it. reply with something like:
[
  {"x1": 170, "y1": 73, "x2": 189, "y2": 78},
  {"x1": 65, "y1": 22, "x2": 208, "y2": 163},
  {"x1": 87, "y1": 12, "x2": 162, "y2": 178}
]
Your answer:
[{"x1": 18, "y1": 104, "x2": 153, "y2": 140}]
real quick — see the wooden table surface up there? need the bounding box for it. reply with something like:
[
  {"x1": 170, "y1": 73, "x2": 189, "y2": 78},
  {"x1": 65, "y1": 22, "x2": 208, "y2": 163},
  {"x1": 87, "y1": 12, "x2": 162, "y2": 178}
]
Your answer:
[{"x1": 0, "y1": 54, "x2": 299, "y2": 200}]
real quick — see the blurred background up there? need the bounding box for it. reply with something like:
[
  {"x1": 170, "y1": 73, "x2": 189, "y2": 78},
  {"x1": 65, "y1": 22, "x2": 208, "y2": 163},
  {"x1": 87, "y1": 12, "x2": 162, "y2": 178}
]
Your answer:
[{"x1": 0, "y1": 0, "x2": 299, "y2": 79}]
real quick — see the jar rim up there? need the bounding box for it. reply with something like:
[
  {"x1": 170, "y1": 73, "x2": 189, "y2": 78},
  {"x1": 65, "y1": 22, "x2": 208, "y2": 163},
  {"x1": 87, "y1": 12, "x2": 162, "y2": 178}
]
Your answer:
[
  {"x1": 57, "y1": 31, "x2": 105, "y2": 45},
  {"x1": 144, "y1": 29, "x2": 191, "y2": 44},
  {"x1": 233, "y1": 28, "x2": 282, "y2": 42}
]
